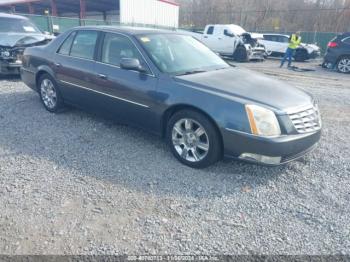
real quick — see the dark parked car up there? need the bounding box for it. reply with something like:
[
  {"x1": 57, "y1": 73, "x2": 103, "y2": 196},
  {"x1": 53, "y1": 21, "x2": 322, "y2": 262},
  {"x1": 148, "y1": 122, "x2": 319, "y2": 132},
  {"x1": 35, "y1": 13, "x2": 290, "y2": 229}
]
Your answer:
[
  {"x1": 21, "y1": 26, "x2": 322, "y2": 168},
  {"x1": 323, "y1": 32, "x2": 350, "y2": 74},
  {"x1": 0, "y1": 13, "x2": 53, "y2": 75}
]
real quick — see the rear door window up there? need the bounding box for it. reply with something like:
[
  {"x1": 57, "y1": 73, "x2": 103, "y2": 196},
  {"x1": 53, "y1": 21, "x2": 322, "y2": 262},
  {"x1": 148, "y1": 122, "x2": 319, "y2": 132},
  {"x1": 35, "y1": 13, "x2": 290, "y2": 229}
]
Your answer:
[
  {"x1": 265, "y1": 35, "x2": 279, "y2": 42},
  {"x1": 280, "y1": 36, "x2": 290, "y2": 43},
  {"x1": 70, "y1": 30, "x2": 99, "y2": 60}
]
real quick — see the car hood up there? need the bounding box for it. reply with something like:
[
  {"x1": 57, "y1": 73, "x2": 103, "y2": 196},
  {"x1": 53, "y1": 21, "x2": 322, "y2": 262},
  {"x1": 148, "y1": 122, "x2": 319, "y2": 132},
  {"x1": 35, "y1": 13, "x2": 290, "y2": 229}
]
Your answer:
[
  {"x1": 0, "y1": 32, "x2": 52, "y2": 47},
  {"x1": 174, "y1": 67, "x2": 313, "y2": 113}
]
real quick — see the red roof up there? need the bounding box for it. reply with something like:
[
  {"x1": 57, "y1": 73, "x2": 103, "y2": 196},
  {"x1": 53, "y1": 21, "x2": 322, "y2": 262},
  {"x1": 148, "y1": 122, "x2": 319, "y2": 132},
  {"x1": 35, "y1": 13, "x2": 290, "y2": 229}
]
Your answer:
[
  {"x1": 0, "y1": 0, "x2": 179, "y2": 7},
  {"x1": 0, "y1": 0, "x2": 41, "y2": 6},
  {"x1": 158, "y1": 0, "x2": 179, "y2": 6}
]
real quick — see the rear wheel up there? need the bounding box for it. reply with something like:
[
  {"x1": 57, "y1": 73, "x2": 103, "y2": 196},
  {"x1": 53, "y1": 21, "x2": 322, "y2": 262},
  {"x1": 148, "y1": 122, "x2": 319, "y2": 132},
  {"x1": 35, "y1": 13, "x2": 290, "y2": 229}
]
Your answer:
[
  {"x1": 337, "y1": 56, "x2": 350, "y2": 74},
  {"x1": 166, "y1": 110, "x2": 222, "y2": 168},
  {"x1": 38, "y1": 74, "x2": 64, "y2": 113}
]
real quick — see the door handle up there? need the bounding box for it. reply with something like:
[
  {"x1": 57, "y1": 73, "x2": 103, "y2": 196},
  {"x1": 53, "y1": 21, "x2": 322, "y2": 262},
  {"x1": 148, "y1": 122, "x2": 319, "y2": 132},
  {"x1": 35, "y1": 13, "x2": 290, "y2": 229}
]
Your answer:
[
  {"x1": 97, "y1": 73, "x2": 108, "y2": 80},
  {"x1": 54, "y1": 63, "x2": 61, "y2": 67},
  {"x1": 204, "y1": 36, "x2": 208, "y2": 38}
]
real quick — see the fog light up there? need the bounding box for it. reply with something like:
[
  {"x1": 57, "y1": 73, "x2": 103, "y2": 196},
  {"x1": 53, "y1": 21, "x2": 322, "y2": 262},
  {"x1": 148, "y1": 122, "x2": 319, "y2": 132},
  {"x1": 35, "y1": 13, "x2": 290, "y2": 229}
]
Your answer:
[{"x1": 239, "y1": 153, "x2": 282, "y2": 165}]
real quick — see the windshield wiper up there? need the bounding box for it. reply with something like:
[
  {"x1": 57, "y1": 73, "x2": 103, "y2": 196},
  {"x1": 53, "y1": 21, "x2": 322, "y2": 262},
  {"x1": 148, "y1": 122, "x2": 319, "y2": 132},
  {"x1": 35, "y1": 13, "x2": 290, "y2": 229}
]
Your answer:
[{"x1": 176, "y1": 70, "x2": 207, "y2": 76}]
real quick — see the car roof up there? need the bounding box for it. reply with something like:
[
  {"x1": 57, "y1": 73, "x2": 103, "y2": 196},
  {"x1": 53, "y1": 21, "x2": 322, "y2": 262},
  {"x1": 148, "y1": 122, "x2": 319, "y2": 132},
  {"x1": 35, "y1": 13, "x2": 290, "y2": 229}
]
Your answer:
[
  {"x1": 340, "y1": 32, "x2": 350, "y2": 37},
  {"x1": 0, "y1": 12, "x2": 28, "y2": 20},
  {"x1": 71, "y1": 25, "x2": 178, "y2": 36}
]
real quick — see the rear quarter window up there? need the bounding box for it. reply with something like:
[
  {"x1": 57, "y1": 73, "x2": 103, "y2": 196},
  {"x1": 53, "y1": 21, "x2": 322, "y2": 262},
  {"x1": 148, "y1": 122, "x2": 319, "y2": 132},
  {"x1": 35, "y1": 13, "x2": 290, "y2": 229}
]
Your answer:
[
  {"x1": 70, "y1": 30, "x2": 99, "y2": 60},
  {"x1": 343, "y1": 37, "x2": 350, "y2": 44},
  {"x1": 57, "y1": 31, "x2": 76, "y2": 55}
]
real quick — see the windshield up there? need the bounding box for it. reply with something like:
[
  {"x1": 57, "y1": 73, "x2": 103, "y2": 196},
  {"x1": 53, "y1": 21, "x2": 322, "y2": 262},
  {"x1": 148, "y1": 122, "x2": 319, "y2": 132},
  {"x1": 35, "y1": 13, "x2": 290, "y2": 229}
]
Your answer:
[
  {"x1": 0, "y1": 17, "x2": 41, "y2": 33},
  {"x1": 137, "y1": 34, "x2": 229, "y2": 75},
  {"x1": 227, "y1": 25, "x2": 246, "y2": 36}
]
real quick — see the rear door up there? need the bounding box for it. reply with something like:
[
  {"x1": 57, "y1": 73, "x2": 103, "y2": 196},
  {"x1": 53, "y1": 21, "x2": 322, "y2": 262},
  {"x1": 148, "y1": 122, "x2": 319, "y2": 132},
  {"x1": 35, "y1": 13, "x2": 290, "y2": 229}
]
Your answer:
[
  {"x1": 90, "y1": 32, "x2": 159, "y2": 131},
  {"x1": 276, "y1": 35, "x2": 289, "y2": 53},
  {"x1": 202, "y1": 25, "x2": 218, "y2": 50},
  {"x1": 340, "y1": 36, "x2": 350, "y2": 54},
  {"x1": 54, "y1": 30, "x2": 100, "y2": 108},
  {"x1": 261, "y1": 35, "x2": 275, "y2": 53}
]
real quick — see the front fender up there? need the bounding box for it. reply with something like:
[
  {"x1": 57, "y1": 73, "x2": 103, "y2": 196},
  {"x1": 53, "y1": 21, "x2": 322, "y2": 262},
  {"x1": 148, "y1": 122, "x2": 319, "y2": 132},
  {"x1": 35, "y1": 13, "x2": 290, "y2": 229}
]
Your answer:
[{"x1": 158, "y1": 78, "x2": 252, "y2": 135}]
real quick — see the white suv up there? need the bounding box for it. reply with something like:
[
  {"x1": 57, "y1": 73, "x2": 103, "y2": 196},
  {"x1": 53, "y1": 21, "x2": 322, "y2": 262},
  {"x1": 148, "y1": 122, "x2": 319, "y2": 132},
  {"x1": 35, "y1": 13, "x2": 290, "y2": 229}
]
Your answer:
[{"x1": 254, "y1": 33, "x2": 321, "y2": 62}]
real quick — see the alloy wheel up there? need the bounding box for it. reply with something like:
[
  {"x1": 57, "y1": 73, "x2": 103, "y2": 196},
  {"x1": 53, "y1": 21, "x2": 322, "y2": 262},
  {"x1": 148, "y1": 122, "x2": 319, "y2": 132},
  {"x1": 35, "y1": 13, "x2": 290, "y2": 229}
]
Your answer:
[
  {"x1": 338, "y1": 58, "x2": 350, "y2": 73},
  {"x1": 40, "y1": 78, "x2": 57, "y2": 109},
  {"x1": 172, "y1": 118, "x2": 210, "y2": 163}
]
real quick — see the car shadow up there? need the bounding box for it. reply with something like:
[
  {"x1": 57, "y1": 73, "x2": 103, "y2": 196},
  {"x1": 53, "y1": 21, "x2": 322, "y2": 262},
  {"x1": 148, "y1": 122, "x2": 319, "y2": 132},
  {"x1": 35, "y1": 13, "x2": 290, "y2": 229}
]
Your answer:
[{"x1": 0, "y1": 89, "x2": 290, "y2": 199}]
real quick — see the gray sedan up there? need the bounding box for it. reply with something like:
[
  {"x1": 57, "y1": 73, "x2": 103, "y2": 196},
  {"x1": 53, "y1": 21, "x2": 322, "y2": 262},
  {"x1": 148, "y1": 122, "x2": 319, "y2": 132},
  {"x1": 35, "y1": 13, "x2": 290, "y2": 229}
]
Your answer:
[{"x1": 20, "y1": 26, "x2": 322, "y2": 168}]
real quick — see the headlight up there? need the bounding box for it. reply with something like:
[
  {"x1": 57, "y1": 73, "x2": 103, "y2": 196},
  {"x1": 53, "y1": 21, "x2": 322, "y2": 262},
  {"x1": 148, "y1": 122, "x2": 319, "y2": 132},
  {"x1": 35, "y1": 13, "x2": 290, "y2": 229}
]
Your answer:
[
  {"x1": 0, "y1": 51, "x2": 10, "y2": 58},
  {"x1": 245, "y1": 105, "x2": 281, "y2": 137}
]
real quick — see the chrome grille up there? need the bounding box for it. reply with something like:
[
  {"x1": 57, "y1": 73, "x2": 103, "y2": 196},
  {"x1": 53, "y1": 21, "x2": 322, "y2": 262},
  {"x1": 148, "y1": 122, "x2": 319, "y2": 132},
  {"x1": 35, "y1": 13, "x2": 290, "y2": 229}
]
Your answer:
[{"x1": 289, "y1": 106, "x2": 321, "y2": 133}]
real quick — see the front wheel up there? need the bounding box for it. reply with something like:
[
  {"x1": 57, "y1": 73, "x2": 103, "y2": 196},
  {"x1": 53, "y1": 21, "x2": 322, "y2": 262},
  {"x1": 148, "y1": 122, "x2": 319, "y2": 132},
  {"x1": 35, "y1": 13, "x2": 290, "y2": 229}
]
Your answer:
[
  {"x1": 38, "y1": 74, "x2": 64, "y2": 113},
  {"x1": 166, "y1": 110, "x2": 222, "y2": 168},
  {"x1": 337, "y1": 56, "x2": 350, "y2": 74},
  {"x1": 294, "y1": 49, "x2": 308, "y2": 62},
  {"x1": 233, "y1": 46, "x2": 249, "y2": 62}
]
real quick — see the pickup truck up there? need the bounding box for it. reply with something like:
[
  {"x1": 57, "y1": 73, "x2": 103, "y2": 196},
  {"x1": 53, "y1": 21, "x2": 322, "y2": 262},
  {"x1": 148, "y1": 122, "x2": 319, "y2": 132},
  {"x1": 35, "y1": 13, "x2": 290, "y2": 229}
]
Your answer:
[{"x1": 183, "y1": 24, "x2": 266, "y2": 62}]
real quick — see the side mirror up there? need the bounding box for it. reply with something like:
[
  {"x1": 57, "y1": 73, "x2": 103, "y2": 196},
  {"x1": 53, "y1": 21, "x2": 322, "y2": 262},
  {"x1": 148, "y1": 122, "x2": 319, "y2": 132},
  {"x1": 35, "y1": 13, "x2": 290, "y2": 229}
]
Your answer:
[{"x1": 120, "y1": 58, "x2": 146, "y2": 73}]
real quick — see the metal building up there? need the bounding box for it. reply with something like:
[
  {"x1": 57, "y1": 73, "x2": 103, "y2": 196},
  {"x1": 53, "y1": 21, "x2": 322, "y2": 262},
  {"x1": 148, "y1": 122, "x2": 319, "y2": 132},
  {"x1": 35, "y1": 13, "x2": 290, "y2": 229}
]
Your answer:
[{"x1": 0, "y1": 0, "x2": 179, "y2": 28}]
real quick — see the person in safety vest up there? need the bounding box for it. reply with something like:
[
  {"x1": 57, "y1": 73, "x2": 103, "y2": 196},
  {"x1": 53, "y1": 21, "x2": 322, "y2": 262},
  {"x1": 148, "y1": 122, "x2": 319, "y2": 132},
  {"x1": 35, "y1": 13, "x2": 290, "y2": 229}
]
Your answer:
[{"x1": 280, "y1": 31, "x2": 302, "y2": 68}]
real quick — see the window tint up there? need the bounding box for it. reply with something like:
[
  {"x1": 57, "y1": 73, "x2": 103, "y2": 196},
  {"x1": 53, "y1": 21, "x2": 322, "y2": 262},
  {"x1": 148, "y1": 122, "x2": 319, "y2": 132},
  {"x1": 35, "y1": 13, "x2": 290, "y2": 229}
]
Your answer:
[
  {"x1": 279, "y1": 36, "x2": 290, "y2": 43},
  {"x1": 264, "y1": 35, "x2": 283, "y2": 42},
  {"x1": 70, "y1": 30, "x2": 98, "y2": 60},
  {"x1": 57, "y1": 32, "x2": 76, "y2": 55},
  {"x1": 101, "y1": 33, "x2": 147, "y2": 70},
  {"x1": 270, "y1": 36, "x2": 279, "y2": 42},
  {"x1": 224, "y1": 29, "x2": 234, "y2": 37},
  {"x1": 343, "y1": 37, "x2": 350, "y2": 44},
  {"x1": 263, "y1": 35, "x2": 272, "y2": 41},
  {"x1": 207, "y1": 26, "x2": 214, "y2": 35}
]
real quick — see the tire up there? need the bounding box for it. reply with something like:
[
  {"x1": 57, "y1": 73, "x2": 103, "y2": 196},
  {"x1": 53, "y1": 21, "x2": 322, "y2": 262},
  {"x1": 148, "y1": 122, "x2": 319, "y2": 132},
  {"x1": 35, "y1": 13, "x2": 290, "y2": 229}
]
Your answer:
[
  {"x1": 336, "y1": 56, "x2": 350, "y2": 74},
  {"x1": 38, "y1": 73, "x2": 64, "y2": 113},
  {"x1": 233, "y1": 46, "x2": 249, "y2": 62},
  {"x1": 294, "y1": 49, "x2": 308, "y2": 62},
  {"x1": 166, "y1": 110, "x2": 222, "y2": 168}
]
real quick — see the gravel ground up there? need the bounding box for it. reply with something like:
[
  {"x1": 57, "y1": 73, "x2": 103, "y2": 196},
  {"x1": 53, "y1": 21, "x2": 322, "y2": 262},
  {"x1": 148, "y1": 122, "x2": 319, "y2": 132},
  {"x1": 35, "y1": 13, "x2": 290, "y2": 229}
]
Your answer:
[{"x1": 0, "y1": 59, "x2": 349, "y2": 255}]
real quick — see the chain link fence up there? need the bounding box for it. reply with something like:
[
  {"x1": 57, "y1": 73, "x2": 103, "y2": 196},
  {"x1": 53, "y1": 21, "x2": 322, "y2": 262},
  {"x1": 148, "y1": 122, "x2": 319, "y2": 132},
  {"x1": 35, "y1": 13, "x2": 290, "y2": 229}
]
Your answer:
[{"x1": 17, "y1": 13, "x2": 340, "y2": 54}]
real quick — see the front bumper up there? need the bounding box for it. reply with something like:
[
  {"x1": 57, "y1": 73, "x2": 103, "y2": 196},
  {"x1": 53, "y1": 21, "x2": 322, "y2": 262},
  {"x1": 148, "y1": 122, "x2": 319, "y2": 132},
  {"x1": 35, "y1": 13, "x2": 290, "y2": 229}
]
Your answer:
[
  {"x1": 222, "y1": 128, "x2": 321, "y2": 165},
  {"x1": 248, "y1": 47, "x2": 266, "y2": 61},
  {"x1": 0, "y1": 59, "x2": 22, "y2": 75},
  {"x1": 323, "y1": 50, "x2": 338, "y2": 69}
]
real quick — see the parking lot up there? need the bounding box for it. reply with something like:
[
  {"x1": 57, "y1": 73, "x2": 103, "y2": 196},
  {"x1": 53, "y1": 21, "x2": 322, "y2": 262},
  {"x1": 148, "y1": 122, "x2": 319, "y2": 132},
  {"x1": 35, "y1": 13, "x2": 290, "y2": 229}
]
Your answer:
[{"x1": 0, "y1": 59, "x2": 349, "y2": 255}]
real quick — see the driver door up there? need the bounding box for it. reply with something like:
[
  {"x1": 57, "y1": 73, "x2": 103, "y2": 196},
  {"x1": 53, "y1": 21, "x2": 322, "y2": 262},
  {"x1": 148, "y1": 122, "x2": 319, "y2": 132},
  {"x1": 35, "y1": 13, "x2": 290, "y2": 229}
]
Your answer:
[{"x1": 90, "y1": 32, "x2": 159, "y2": 132}]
